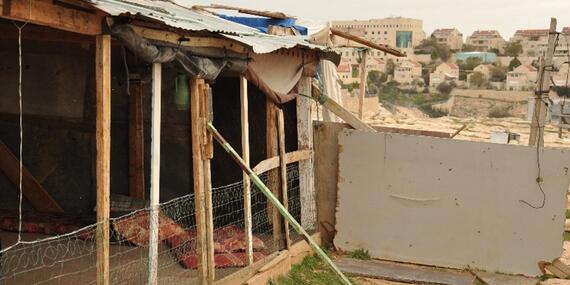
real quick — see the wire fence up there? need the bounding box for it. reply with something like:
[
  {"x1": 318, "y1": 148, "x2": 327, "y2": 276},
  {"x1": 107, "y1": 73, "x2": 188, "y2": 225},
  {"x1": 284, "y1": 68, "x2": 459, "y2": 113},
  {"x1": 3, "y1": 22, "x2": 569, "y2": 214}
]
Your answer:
[{"x1": 0, "y1": 163, "x2": 307, "y2": 285}]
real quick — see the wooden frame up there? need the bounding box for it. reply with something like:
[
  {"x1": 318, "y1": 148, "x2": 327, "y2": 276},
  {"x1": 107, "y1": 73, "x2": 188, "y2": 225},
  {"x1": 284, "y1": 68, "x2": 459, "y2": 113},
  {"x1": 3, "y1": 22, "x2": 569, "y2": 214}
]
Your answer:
[
  {"x1": 0, "y1": 0, "x2": 103, "y2": 35},
  {"x1": 95, "y1": 34, "x2": 111, "y2": 285}
]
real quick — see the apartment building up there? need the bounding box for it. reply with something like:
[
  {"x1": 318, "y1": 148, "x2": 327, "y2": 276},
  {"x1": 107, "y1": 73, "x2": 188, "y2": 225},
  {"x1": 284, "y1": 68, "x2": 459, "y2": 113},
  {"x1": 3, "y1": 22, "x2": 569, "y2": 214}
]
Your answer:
[
  {"x1": 431, "y1": 28, "x2": 464, "y2": 50},
  {"x1": 466, "y1": 30, "x2": 506, "y2": 52},
  {"x1": 332, "y1": 17, "x2": 426, "y2": 56},
  {"x1": 429, "y1": 63, "x2": 459, "y2": 87},
  {"x1": 510, "y1": 29, "x2": 549, "y2": 57},
  {"x1": 506, "y1": 64, "x2": 537, "y2": 91},
  {"x1": 394, "y1": 60, "x2": 423, "y2": 85}
]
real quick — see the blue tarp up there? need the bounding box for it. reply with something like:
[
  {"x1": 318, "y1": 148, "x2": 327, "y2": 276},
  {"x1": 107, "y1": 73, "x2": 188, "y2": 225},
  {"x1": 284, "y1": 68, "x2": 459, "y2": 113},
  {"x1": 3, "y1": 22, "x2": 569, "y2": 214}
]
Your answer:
[{"x1": 219, "y1": 15, "x2": 308, "y2": 35}]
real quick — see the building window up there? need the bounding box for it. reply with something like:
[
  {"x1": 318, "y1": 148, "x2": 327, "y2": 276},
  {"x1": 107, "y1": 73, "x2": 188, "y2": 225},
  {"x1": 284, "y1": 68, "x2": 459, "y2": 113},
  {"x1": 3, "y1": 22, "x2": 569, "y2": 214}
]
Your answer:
[{"x1": 396, "y1": 31, "x2": 413, "y2": 48}]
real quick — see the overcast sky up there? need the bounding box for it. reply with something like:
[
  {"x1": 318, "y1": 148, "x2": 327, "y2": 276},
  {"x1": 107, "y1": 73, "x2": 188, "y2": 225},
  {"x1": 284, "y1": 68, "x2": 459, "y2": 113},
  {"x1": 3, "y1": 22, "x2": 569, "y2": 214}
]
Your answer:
[{"x1": 179, "y1": 0, "x2": 570, "y2": 39}]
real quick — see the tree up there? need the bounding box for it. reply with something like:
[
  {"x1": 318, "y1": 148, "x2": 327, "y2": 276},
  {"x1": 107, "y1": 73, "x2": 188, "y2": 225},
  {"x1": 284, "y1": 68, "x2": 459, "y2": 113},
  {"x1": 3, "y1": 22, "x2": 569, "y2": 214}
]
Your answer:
[
  {"x1": 488, "y1": 48, "x2": 501, "y2": 55},
  {"x1": 385, "y1": 59, "x2": 395, "y2": 76},
  {"x1": 415, "y1": 38, "x2": 450, "y2": 61},
  {"x1": 436, "y1": 81, "x2": 455, "y2": 95},
  {"x1": 457, "y1": 57, "x2": 483, "y2": 71},
  {"x1": 508, "y1": 57, "x2": 522, "y2": 71},
  {"x1": 462, "y1": 44, "x2": 477, "y2": 52},
  {"x1": 469, "y1": 71, "x2": 486, "y2": 87},
  {"x1": 490, "y1": 66, "x2": 507, "y2": 82},
  {"x1": 504, "y1": 42, "x2": 523, "y2": 57}
]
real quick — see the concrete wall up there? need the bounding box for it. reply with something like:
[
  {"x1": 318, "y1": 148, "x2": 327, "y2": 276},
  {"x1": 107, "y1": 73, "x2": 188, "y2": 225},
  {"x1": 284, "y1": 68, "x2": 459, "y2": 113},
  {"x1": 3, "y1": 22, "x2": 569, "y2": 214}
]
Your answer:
[{"x1": 335, "y1": 129, "x2": 570, "y2": 276}]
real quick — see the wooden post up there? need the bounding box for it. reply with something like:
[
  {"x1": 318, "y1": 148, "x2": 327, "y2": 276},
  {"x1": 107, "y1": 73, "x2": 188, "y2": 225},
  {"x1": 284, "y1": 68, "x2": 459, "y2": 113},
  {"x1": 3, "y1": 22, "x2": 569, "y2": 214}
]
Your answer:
[
  {"x1": 128, "y1": 79, "x2": 145, "y2": 200},
  {"x1": 312, "y1": 82, "x2": 375, "y2": 132},
  {"x1": 266, "y1": 100, "x2": 284, "y2": 249},
  {"x1": 529, "y1": 18, "x2": 557, "y2": 147},
  {"x1": 297, "y1": 78, "x2": 317, "y2": 230},
  {"x1": 358, "y1": 49, "x2": 368, "y2": 120},
  {"x1": 148, "y1": 63, "x2": 161, "y2": 285},
  {"x1": 95, "y1": 34, "x2": 111, "y2": 285},
  {"x1": 191, "y1": 78, "x2": 214, "y2": 284},
  {"x1": 240, "y1": 75, "x2": 254, "y2": 265},
  {"x1": 200, "y1": 83, "x2": 215, "y2": 282},
  {"x1": 277, "y1": 109, "x2": 291, "y2": 248}
]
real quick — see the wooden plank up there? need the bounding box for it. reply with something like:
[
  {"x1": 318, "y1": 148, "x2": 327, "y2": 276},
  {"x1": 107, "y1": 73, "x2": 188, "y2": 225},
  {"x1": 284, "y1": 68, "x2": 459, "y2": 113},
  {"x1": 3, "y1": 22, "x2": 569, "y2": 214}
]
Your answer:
[
  {"x1": 216, "y1": 233, "x2": 320, "y2": 285},
  {"x1": 336, "y1": 258, "x2": 475, "y2": 285},
  {"x1": 277, "y1": 109, "x2": 291, "y2": 249},
  {"x1": 0, "y1": 0, "x2": 103, "y2": 35},
  {"x1": 200, "y1": 83, "x2": 215, "y2": 283},
  {"x1": 312, "y1": 82, "x2": 375, "y2": 132},
  {"x1": 252, "y1": 150, "x2": 312, "y2": 175},
  {"x1": 297, "y1": 77, "x2": 316, "y2": 230},
  {"x1": 330, "y1": 28, "x2": 405, "y2": 57},
  {"x1": 358, "y1": 50, "x2": 367, "y2": 120},
  {"x1": 95, "y1": 34, "x2": 111, "y2": 285},
  {"x1": 191, "y1": 78, "x2": 209, "y2": 285},
  {"x1": 472, "y1": 270, "x2": 537, "y2": 285},
  {"x1": 0, "y1": 21, "x2": 94, "y2": 43},
  {"x1": 128, "y1": 81, "x2": 145, "y2": 200},
  {"x1": 529, "y1": 18, "x2": 557, "y2": 146},
  {"x1": 240, "y1": 75, "x2": 254, "y2": 265},
  {"x1": 0, "y1": 141, "x2": 63, "y2": 213},
  {"x1": 266, "y1": 100, "x2": 284, "y2": 250},
  {"x1": 148, "y1": 63, "x2": 161, "y2": 285},
  {"x1": 314, "y1": 122, "x2": 346, "y2": 245},
  {"x1": 215, "y1": 252, "x2": 279, "y2": 285},
  {"x1": 129, "y1": 25, "x2": 249, "y2": 54}
]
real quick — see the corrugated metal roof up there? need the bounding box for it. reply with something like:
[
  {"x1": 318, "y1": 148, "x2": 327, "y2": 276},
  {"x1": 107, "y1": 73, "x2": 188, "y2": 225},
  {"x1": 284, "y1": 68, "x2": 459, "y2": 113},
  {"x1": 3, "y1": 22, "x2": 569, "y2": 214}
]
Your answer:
[{"x1": 85, "y1": 0, "x2": 331, "y2": 54}]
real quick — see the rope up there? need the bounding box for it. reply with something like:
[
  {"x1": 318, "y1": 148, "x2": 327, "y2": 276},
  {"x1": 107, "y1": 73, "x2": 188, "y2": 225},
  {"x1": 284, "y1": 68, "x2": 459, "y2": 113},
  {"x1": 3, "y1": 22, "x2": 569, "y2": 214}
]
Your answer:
[{"x1": 11, "y1": 0, "x2": 31, "y2": 245}]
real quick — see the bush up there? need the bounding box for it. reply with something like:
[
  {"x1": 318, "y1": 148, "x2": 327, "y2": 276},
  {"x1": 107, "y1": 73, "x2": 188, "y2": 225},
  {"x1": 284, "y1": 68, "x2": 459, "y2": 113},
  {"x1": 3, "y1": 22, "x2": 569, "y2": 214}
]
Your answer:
[
  {"x1": 488, "y1": 106, "x2": 512, "y2": 118},
  {"x1": 436, "y1": 81, "x2": 455, "y2": 95}
]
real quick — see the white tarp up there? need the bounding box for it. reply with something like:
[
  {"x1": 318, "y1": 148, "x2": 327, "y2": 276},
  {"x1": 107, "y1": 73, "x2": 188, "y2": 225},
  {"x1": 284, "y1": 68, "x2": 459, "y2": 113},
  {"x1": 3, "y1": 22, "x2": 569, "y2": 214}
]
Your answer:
[{"x1": 335, "y1": 129, "x2": 570, "y2": 276}]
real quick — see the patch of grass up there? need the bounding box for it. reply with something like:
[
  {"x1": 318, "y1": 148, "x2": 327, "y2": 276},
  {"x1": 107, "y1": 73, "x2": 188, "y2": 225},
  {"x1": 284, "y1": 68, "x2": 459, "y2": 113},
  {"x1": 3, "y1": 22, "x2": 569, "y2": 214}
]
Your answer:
[
  {"x1": 566, "y1": 209, "x2": 570, "y2": 219},
  {"x1": 487, "y1": 106, "x2": 512, "y2": 118},
  {"x1": 271, "y1": 253, "x2": 356, "y2": 285},
  {"x1": 472, "y1": 278, "x2": 486, "y2": 285},
  {"x1": 564, "y1": 231, "x2": 570, "y2": 241},
  {"x1": 377, "y1": 85, "x2": 449, "y2": 118},
  {"x1": 347, "y1": 249, "x2": 371, "y2": 260}
]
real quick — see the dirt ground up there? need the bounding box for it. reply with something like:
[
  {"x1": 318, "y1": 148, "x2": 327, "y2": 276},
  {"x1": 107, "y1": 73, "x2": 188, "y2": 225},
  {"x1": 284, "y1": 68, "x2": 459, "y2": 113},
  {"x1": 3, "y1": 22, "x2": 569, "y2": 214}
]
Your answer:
[{"x1": 337, "y1": 92, "x2": 570, "y2": 149}]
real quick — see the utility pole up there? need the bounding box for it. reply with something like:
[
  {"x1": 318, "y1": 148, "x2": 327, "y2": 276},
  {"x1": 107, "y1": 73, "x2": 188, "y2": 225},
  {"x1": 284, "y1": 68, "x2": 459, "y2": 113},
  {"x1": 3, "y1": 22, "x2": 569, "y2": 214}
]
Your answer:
[
  {"x1": 529, "y1": 18, "x2": 557, "y2": 147},
  {"x1": 358, "y1": 48, "x2": 368, "y2": 120}
]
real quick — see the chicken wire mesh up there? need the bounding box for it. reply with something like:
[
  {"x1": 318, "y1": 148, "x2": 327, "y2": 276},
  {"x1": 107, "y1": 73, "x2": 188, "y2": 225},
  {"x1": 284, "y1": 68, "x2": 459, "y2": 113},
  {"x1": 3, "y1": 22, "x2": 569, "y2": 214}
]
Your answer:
[{"x1": 0, "y1": 163, "x2": 307, "y2": 285}]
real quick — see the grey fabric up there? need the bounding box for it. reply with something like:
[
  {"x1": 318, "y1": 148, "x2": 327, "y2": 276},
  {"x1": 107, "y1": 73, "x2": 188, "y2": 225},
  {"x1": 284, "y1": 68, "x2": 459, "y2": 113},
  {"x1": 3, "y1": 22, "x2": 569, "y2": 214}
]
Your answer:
[{"x1": 109, "y1": 24, "x2": 248, "y2": 81}]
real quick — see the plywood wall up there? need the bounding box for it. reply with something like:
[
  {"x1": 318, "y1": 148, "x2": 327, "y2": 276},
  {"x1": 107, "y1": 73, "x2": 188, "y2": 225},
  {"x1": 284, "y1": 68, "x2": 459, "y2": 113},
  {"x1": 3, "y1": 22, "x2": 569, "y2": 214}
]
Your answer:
[{"x1": 335, "y1": 129, "x2": 570, "y2": 276}]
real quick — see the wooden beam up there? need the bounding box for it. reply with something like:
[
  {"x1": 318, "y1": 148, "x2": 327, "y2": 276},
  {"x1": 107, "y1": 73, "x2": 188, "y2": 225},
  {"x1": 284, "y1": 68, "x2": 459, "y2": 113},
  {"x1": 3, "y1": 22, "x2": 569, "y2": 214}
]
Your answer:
[
  {"x1": 147, "y1": 63, "x2": 161, "y2": 285},
  {"x1": 95, "y1": 34, "x2": 111, "y2": 285},
  {"x1": 192, "y1": 4, "x2": 295, "y2": 20},
  {"x1": 296, "y1": 77, "x2": 316, "y2": 230},
  {"x1": 129, "y1": 25, "x2": 249, "y2": 54},
  {"x1": 252, "y1": 150, "x2": 312, "y2": 175},
  {"x1": 191, "y1": 78, "x2": 213, "y2": 285},
  {"x1": 529, "y1": 18, "x2": 557, "y2": 147},
  {"x1": 277, "y1": 109, "x2": 291, "y2": 249},
  {"x1": 266, "y1": 100, "x2": 284, "y2": 250},
  {"x1": 0, "y1": 0, "x2": 103, "y2": 35},
  {"x1": 128, "y1": 81, "x2": 145, "y2": 200},
  {"x1": 330, "y1": 28, "x2": 405, "y2": 57},
  {"x1": 358, "y1": 50, "x2": 368, "y2": 120},
  {"x1": 0, "y1": 21, "x2": 94, "y2": 43},
  {"x1": 0, "y1": 141, "x2": 63, "y2": 212},
  {"x1": 312, "y1": 82, "x2": 375, "y2": 132},
  {"x1": 200, "y1": 83, "x2": 215, "y2": 283},
  {"x1": 240, "y1": 75, "x2": 254, "y2": 265}
]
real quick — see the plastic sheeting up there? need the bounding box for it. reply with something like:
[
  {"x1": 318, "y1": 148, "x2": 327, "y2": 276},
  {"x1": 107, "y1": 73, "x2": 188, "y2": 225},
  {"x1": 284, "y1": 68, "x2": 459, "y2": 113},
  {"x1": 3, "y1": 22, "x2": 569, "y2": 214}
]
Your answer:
[
  {"x1": 110, "y1": 24, "x2": 247, "y2": 81},
  {"x1": 110, "y1": 23, "x2": 320, "y2": 104},
  {"x1": 219, "y1": 15, "x2": 308, "y2": 35}
]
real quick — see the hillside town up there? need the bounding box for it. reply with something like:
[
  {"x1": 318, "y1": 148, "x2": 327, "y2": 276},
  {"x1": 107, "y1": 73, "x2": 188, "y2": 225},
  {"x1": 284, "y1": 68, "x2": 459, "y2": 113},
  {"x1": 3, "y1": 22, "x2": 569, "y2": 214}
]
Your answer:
[{"x1": 332, "y1": 17, "x2": 570, "y2": 92}]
